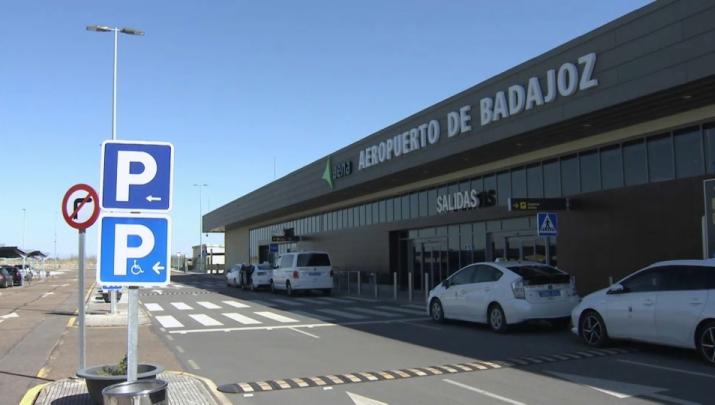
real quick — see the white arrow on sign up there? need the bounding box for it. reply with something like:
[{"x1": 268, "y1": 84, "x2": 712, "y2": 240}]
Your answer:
[
  {"x1": 152, "y1": 262, "x2": 165, "y2": 275},
  {"x1": 146, "y1": 195, "x2": 162, "y2": 202},
  {"x1": 347, "y1": 392, "x2": 389, "y2": 405}
]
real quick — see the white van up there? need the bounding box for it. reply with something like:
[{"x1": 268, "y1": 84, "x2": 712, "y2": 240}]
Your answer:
[{"x1": 271, "y1": 251, "x2": 333, "y2": 296}]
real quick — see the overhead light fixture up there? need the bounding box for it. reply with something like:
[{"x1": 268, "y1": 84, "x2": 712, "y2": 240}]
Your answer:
[{"x1": 682, "y1": 94, "x2": 692, "y2": 100}]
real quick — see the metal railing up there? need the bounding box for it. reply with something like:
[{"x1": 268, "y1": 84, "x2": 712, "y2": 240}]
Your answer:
[{"x1": 332, "y1": 270, "x2": 431, "y2": 303}]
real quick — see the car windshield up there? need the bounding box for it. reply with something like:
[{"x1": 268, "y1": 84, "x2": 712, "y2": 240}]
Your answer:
[{"x1": 507, "y1": 265, "x2": 569, "y2": 285}]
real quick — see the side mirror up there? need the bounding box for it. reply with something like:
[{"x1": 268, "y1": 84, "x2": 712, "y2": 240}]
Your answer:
[
  {"x1": 442, "y1": 279, "x2": 450, "y2": 289},
  {"x1": 607, "y1": 283, "x2": 625, "y2": 295}
]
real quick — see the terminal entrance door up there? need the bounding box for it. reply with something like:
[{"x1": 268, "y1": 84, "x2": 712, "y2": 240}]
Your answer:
[
  {"x1": 486, "y1": 231, "x2": 556, "y2": 265},
  {"x1": 404, "y1": 238, "x2": 448, "y2": 292}
]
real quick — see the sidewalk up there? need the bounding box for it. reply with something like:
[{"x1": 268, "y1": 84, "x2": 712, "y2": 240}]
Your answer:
[{"x1": 22, "y1": 287, "x2": 229, "y2": 404}]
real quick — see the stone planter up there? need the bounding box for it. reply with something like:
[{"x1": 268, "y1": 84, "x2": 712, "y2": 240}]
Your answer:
[{"x1": 76, "y1": 363, "x2": 164, "y2": 405}]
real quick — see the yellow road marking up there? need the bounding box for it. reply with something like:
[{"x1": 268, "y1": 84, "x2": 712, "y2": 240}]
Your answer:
[
  {"x1": 36, "y1": 367, "x2": 50, "y2": 379},
  {"x1": 67, "y1": 316, "x2": 76, "y2": 328},
  {"x1": 19, "y1": 383, "x2": 48, "y2": 405}
]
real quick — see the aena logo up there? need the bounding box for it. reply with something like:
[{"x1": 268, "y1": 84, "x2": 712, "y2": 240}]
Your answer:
[{"x1": 322, "y1": 158, "x2": 353, "y2": 189}]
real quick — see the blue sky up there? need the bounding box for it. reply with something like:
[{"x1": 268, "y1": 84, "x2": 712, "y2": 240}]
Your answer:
[{"x1": 0, "y1": 0, "x2": 650, "y2": 258}]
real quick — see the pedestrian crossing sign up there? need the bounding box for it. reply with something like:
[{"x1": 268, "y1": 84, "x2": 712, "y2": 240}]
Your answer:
[{"x1": 537, "y1": 212, "x2": 558, "y2": 236}]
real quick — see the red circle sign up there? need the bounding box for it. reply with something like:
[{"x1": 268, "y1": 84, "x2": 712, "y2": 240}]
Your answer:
[{"x1": 62, "y1": 184, "x2": 100, "y2": 230}]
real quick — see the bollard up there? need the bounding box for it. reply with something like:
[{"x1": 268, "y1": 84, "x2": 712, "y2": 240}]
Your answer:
[
  {"x1": 424, "y1": 273, "x2": 429, "y2": 302},
  {"x1": 357, "y1": 272, "x2": 361, "y2": 296},
  {"x1": 408, "y1": 272, "x2": 413, "y2": 302},
  {"x1": 373, "y1": 273, "x2": 378, "y2": 298},
  {"x1": 393, "y1": 272, "x2": 397, "y2": 301}
]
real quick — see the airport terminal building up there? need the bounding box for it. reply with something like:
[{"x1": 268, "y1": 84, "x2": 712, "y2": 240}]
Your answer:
[{"x1": 205, "y1": 1, "x2": 715, "y2": 294}]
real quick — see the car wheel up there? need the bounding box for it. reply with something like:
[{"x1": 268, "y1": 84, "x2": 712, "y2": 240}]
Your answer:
[
  {"x1": 488, "y1": 304, "x2": 508, "y2": 333},
  {"x1": 430, "y1": 299, "x2": 445, "y2": 322},
  {"x1": 697, "y1": 321, "x2": 715, "y2": 365},
  {"x1": 579, "y1": 310, "x2": 610, "y2": 347},
  {"x1": 286, "y1": 281, "x2": 293, "y2": 296}
]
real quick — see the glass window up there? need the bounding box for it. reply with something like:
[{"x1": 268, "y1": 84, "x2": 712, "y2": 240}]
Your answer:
[
  {"x1": 460, "y1": 223, "x2": 473, "y2": 267},
  {"x1": 379, "y1": 200, "x2": 386, "y2": 223},
  {"x1": 648, "y1": 134, "x2": 674, "y2": 182},
  {"x1": 623, "y1": 140, "x2": 647, "y2": 186},
  {"x1": 621, "y1": 267, "x2": 668, "y2": 293},
  {"x1": 527, "y1": 164, "x2": 543, "y2": 198},
  {"x1": 358, "y1": 204, "x2": 365, "y2": 227},
  {"x1": 401, "y1": 195, "x2": 410, "y2": 220},
  {"x1": 474, "y1": 265, "x2": 503, "y2": 283},
  {"x1": 666, "y1": 266, "x2": 715, "y2": 291},
  {"x1": 386, "y1": 199, "x2": 394, "y2": 223},
  {"x1": 419, "y1": 191, "x2": 428, "y2": 218},
  {"x1": 297, "y1": 253, "x2": 331, "y2": 267},
  {"x1": 705, "y1": 124, "x2": 715, "y2": 173},
  {"x1": 428, "y1": 189, "x2": 437, "y2": 216},
  {"x1": 497, "y1": 171, "x2": 510, "y2": 206},
  {"x1": 511, "y1": 167, "x2": 526, "y2": 198},
  {"x1": 409, "y1": 193, "x2": 419, "y2": 219},
  {"x1": 601, "y1": 146, "x2": 623, "y2": 190},
  {"x1": 394, "y1": 197, "x2": 402, "y2": 221},
  {"x1": 484, "y1": 174, "x2": 496, "y2": 195},
  {"x1": 674, "y1": 127, "x2": 704, "y2": 178},
  {"x1": 450, "y1": 265, "x2": 476, "y2": 286},
  {"x1": 543, "y1": 160, "x2": 561, "y2": 198},
  {"x1": 580, "y1": 151, "x2": 600, "y2": 193},
  {"x1": 561, "y1": 155, "x2": 580, "y2": 196},
  {"x1": 471, "y1": 177, "x2": 484, "y2": 193},
  {"x1": 459, "y1": 180, "x2": 470, "y2": 193},
  {"x1": 449, "y1": 225, "x2": 460, "y2": 272},
  {"x1": 472, "y1": 222, "x2": 486, "y2": 263},
  {"x1": 372, "y1": 202, "x2": 379, "y2": 224},
  {"x1": 279, "y1": 254, "x2": 293, "y2": 268}
]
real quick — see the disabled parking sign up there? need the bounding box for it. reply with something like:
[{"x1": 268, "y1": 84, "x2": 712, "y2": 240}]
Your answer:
[
  {"x1": 100, "y1": 140, "x2": 174, "y2": 212},
  {"x1": 97, "y1": 213, "x2": 171, "y2": 286}
]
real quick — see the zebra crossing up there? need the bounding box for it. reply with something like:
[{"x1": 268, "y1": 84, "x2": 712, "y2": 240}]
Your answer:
[{"x1": 142, "y1": 296, "x2": 427, "y2": 331}]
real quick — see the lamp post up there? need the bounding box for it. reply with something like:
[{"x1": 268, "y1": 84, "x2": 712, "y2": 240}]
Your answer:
[
  {"x1": 21, "y1": 208, "x2": 26, "y2": 248},
  {"x1": 193, "y1": 184, "x2": 208, "y2": 273},
  {"x1": 86, "y1": 25, "x2": 144, "y2": 140}
]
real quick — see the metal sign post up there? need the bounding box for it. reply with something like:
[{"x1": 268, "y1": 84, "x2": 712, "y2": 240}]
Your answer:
[{"x1": 62, "y1": 183, "x2": 100, "y2": 371}]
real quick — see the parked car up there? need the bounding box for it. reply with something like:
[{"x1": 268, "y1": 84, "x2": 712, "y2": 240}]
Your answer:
[
  {"x1": 428, "y1": 260, "x2": 579, "y2": 332},
  {"x1": 0, "y1": 268, "x2": 13, "y2": 288},
  {"x1": 4, "y1": 267, "x2": 23, "y2": 285},
  {"x1": 242, "y1": 263, "x2": 273, "y2": 291},
  {"x1": 271, "y1": 251, "x2": 333, "y2": 296},
  {"x1": 572, "y1": 259, "x2": 715, "y2": 365},
  {"x1": 225, "y1": 264, "x2": 242, "y2": 287}
]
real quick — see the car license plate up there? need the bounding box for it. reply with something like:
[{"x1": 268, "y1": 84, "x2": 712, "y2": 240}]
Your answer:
[
  {"x1": 538, "y1": 289, "x2": 561, "y2": 298},
  {"x1": 308, "y1": 272, "x2": 321, "y2": 276}
]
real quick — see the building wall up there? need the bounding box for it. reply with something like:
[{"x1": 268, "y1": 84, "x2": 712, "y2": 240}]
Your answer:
[
  {"x1": 560, "y1": 175, "x2": 705, "y2": 293},
  {"x1": 225, "y1": 226, "x2": 250, "y2": 266}
]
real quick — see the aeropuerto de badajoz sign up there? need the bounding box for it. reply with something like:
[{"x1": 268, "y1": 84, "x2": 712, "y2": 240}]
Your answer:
[{"x1": 356, "y1": 52, "x2": 599, "y2": 172}]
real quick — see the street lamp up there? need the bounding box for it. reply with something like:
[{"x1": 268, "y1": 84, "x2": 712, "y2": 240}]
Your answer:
[
  {"x1": 21, "y1": 208, "x2": 26, "y2": 248},
  {"x1": 193, "y1": 184, "x2": 208, "y2": 273},
  {"x1": 86, "y1": 25, "x2": 144, "y2": 140}
]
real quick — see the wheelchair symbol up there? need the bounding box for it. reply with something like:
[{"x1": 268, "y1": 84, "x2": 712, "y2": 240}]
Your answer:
[{"x1": 130, "y1": 260, "x2": 143, "y2": 275}]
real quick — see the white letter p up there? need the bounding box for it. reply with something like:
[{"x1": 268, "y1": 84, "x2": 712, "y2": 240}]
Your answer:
[
  {"x1": 113, "y1": 224, "x2": 155, "y2": 276},
  {"x1": 116, "y1": 151, "x2": 157, "y2": 202}
]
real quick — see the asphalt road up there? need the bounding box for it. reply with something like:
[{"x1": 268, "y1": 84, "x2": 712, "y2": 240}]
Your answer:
[
  {"x1": 0, "y1": 268, "x2": 87, "y2": 405},
  {"x1": 145, "y1": 272, "x2": 715, "y2": 405}
]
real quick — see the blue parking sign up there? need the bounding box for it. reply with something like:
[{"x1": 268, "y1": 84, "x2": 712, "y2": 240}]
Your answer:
[
  {"x1": 100, "y1": 141, "x2": 174, "y2": 211},
  {"x1": 97, "y1": 213, "x2": 171, "y2": 286}
]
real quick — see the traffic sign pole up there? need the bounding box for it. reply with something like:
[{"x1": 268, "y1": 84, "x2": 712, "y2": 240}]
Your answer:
[
  {"x1": 127, "y1": 286, "x2": 139, "y2": 382},
  {"x1": 78, "y1": 229, "x2": 86, "y2": 370}
]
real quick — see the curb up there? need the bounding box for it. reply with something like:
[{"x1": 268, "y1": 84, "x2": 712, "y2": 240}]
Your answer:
[
  {"x1": 19, "y1": 382, "x2": 48, "y2": 405},
  {"x1": 168, "y1": 371, "x2": 232, "y2": 405}
]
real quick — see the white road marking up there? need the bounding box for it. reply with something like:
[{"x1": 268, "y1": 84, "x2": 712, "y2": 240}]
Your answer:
[
  {"x1": 289, "y1": 327, "x2": 320, "y2": 339},
  {"x1": 547, "y1": 370, "x2": 668, "y2": 400},
  {"x1": 269, "y1": 298, "x2": 305, "y2": 306},
  {"x1": 196, "y1": 301, "x2": 221, "y2": 309},
  {"x1": 187, "y1": 359, "x2": 200, "y2": 370},
  {"x1": 222, "y1": 313, "x2": 262, "y2": 325},
  {"x1": 41, "y1": 292, "x2": 54, "y2": 298},
  {"x1": 349, "y1": 307, "x2": 394, "y2": 317},
  {"x1": 222, "y1": 300, "x2": 250, "y2": 309},
  {"x1": 323, "y1": 386, "x2": 333, "y2": 391},
  {"x1": 0, "y1": 312, "x2": 19, "y2": 319},
  {"x1": 375, "y1": 306, "x2": 425, "y2": 316},
  {"x1": 314, "y1": 308, "x2": 368, "y2": 320},
  {"x1": 345, "y1": 296, "x2": 377, "y2": 302},
  {"x1": 617, "y1": 359, "x2": 715, "y2": 379},
  {"x1": 166, "y1": 335, "x2": 174, "y2": 341},
  {"x1": 189, "y1": 314, "x2": 223, "y2": 326},
  {"x1": 291, "y1": 310, "x2": 334, "y2": 321},
  {"x1": 152, "y1": 290, "x2": 163, "y2": 295},
  {"x1": 254, "y1": 311, "x2": 299, "y2": 323},
  {"x1": 155, "y1": 315, "x2": 183, "y2": 328},
  {"x1": 292, "y1": 297, "x2": 327, "y2": 305},
  {"x1": 144, "y1": 303, "x2": 164, "y2": 312},
  {"x1": 175, "y1": 345, "x2": 185, "y2": 353},
  {"x1": 443, "y1": 379, "x2": 526, "y2": 405},
  {"x1": 347, "y1": 391, "x2": 389, "y2": 405},
  {"x1": 170, "y1": 317, "x2": 426, "y2": 334},
  {"x1": 171, "y1": 302, "x2": 193, "y2": 311}
]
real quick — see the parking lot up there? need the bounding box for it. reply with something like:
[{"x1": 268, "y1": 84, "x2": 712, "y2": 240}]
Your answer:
[{"x1": 143, "y1": 272, "x2": 714, "y2": 405}]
